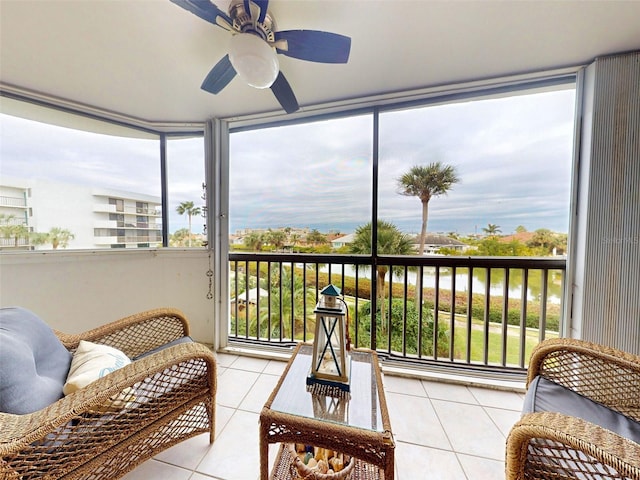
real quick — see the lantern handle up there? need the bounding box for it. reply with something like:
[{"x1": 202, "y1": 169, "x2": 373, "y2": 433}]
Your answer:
[{"x1": 336, "y1": 297, "x2": 351, "y2": 351}]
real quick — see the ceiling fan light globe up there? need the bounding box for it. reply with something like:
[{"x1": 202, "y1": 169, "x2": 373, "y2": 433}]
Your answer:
[{"x1": 229, "y1": 33, "x2": 279, "y2": 89}]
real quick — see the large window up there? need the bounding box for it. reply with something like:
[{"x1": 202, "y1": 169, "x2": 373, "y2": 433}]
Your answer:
[
  {"x1": 379, "y1": 87, "x2": 576, "y2": 254},
  {"x1": 0, "y1": 101, "x2": 205, "y2": 250},
  {"x1": 167, "y1": 136, "x2": 206, "y2": 247},
  {"x1": 229, "y1": 114, "x2": 373, "y2": 252},
  {"x1": 229, "y1": 85, "x2": 575, "y2": 257},
  {"x1": 226, "y1": 82, "x2": 575, "y2": 361}
]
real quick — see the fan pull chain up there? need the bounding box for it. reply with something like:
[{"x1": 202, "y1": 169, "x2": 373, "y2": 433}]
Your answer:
[
  {"x1": 201, "y1": 182, "x2": 207, "y2": 237},
  {"x1": 206, "y1": 250, "x2": 214, "y2": 300}
]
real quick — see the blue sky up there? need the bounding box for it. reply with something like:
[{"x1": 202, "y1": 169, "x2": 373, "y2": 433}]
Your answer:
[{"x1": 1, "y1": 86, "x2": 575, "y2": 237}]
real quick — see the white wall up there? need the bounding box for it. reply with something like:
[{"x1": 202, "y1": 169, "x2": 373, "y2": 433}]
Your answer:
[{"x1": 0, "y1": 249, "x2": 216, "y2": 344}]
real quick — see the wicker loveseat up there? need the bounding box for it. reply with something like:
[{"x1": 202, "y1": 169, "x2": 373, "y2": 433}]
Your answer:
[
  {"x1": 506, "y1": 338, "x2": 640, "y2": 479},
  {"x1": 0, "y1": 307, "x2": 216, "y2": 480}
]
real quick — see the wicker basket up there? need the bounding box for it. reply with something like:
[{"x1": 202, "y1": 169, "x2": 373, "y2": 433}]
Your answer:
[{"x1": 287, "y1": 444, "x2": 355, "y2": 480}]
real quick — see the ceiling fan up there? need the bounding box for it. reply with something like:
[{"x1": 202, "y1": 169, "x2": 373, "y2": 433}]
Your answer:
[{"x1": 170, "y1": 0, "x2": 352, "y2": 114}]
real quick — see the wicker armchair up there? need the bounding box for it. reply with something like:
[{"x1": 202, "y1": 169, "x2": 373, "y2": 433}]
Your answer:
[
  {"x1": 0, "y1": 308, "x2": 216, "y2": 480},
  {"x1": 506, "y1": 338, "x2": 640, "y2": 480}
]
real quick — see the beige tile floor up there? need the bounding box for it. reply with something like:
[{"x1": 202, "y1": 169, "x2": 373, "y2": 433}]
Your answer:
[{"x1": 122, "y1": 351, "x2": 524, "y2": 480}]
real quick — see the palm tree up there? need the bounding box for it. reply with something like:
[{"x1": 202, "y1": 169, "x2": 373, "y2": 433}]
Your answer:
[
  {"x1": 482, "y1": 223, "x2": 502, "y2": 236},
  {"x1": 9, "y1": 224, "x2": 29, "y2": 247},
  {"x1": 175, "y1": 201, "x2": 201, "y2": 247},
  {"x1": 0, "y1": 214, "x2": 29, "y2": 248},
  {"x1": 48, "y1": 227, "x2": 74, "y2": 249},
  {"x1": 266, "y1": 229, "x2": 286, "y2": 251},
  {"x1": 243, "y1": 231, "x2": 264, "y2": 251},
  {"x1": 306, "y1": 229, "x2": 327, "y2": 246},
  {"x1": 349, "y1": 220, "x2": 415, "y2": 325},
  {"x1": 398, "y1": 163, "x2": 459, "y2": 306},
  {"x1": 529, "y1": 228, "x2": 562, "y2": 254},
  {"x1": 289, "y1": 233, "x2": 301, "y2": 252},
  {"x1": 29, "y1": 232, "x2": 50, "y2": 249},
  {"x1": 397, "y1": 162, "x2": 460, "y2": 256},
  {"x1": 256, "y1": 265, "x2": 316, "y2": 340},
  {"x1": 0, "y1": 213, "x2": 16, "y2": 230}
]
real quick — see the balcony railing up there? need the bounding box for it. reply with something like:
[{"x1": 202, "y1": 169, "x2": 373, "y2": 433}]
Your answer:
[
  {"x1": 93, "y1": 204, "x2": 162, "y2": 216},
  {"x1": 229, "y1": 252, "x2": 565, "y2": 378},
  {"x1": 0, "y1": 237, "x2": 30, "y2": 248},
  {"x1": 0, "y1": 195, "x2": 27, "y2": 208}
]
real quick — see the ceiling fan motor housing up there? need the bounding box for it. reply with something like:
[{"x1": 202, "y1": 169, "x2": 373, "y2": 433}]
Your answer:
[{"x1": 228, "y1": 0, "x2": 276, "y2": 42}]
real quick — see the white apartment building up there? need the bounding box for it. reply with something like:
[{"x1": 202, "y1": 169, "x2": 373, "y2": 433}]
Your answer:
[
  {"x1": 0, "y1": 178, "x2": 162, "y2": 249},
  {"x1": 0, "y1": 182, "x2": 30, "y2": 249}
]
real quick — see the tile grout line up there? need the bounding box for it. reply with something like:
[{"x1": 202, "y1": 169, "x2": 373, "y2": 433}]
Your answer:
[
  {"x1": 191, "y1": 365, "x2": 265, "y2": 478},
  {"x1": 424, "y1": 394, "x2": 471, "y2": 479},
  {"x1": 468, "y1": 387, "x2": 523, "y2": 441}
]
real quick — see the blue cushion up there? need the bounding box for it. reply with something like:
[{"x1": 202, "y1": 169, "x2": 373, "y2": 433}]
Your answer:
[
  {"x1": 0, "y1": 307, "x2": 72, "y2": 414},
  {"x1": 524, "y1": 375, "x2": 640, "y2": 444},
  {"x1": 132, "y1": 336, "x2": 193, "y2": 360}
]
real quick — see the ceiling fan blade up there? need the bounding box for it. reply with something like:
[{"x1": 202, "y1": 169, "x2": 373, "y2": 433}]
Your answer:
[
  {"x1": 244, "y1": 0, "x2": 269, "y2": 24},
  {"x1": 170, "y1": 0, "x2": 233, "y2": 31},
  {"x1": 274, "y1": 30, "x2": 351, "y2": 63},
  {"x1": 270, "y1": 72, "x2": 299, "y2": 114},
  {"x1": 201, "y1": 55, "x2": 237, "y2": 94}
]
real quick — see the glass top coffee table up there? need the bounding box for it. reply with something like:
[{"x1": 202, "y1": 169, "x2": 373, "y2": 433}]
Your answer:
[{"x1": 259, "y1": 343, "x2": 395, "y2": 479}]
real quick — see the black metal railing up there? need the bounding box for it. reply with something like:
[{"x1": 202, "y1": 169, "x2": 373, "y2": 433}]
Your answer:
[{"x1": 228, "y1": 252, "x2": 565, "y2": 376}]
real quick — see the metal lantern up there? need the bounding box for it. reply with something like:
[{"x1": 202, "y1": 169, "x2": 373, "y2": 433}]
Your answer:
[{"x1": 307, "y1": 284, "x2": 350, "y2": 392}]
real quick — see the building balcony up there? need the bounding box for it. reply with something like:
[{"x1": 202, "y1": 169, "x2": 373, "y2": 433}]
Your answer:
[
  {"x1": 0, "y1": 237, "x2": 30, "y2": 249},
  {"x1": 93, "y1": 204, "x2": 162, "y2": 217},
  {"x1": 0, "y1": 195, "x2": 27, "y2": 209},
  {"x1": 94, "y1": 220, "x2": 120, "y2": 229},
  {"x1": 94, "y1": 221, "x2": 161, "y2": 230}
]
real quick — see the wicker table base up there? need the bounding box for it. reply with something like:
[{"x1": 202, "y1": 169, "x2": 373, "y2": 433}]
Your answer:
[
  {"x1": 260, "y1": 344, "x2": 394, "y2": 480},
  {"x1": 270, "y1": 444, "x2": 384, "y2": 480}
]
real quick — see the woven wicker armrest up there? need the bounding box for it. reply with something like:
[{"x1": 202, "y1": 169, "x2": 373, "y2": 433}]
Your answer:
[
  {"x1": 527, "y1": 338, "x2": 640, "y2": 420},
  {"x1": 0, "y1": 341, "x2": 216, "y2": 479},
  {"x1": 55, "y1": 307, "x2": 190, "y2": 358},
  {"x1": 506, "y1": 411, "x2": 640, "y2": 480}
]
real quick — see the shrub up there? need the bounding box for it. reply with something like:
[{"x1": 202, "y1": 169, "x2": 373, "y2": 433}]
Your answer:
[{"x1": 357, "y1": 300, "x2": 449, "y2": 357}]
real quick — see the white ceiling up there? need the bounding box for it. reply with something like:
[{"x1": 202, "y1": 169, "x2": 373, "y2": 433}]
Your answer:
[{"x1": 1, "y1": 0, "x2": 640, "y2": 124}]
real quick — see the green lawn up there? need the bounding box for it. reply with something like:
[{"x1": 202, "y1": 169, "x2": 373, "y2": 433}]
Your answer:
[{"x1": 451, "y1": 317, "x2": 558, "y2": 367}]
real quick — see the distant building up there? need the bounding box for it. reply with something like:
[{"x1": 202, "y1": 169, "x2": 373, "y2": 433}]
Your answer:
[
  {"x1": 229, "y1": 234, "x2": 245, "y2": 246},
  {"x1": 331, "y1": 233, "x2": 356, "y2": 249},
  {"x1": 92, "y1": 188, "x2": 162, "y2": 249},
  {"x1": 1, "y1": 178, "x2": 161, "y2": 249},
  {"x1": 499, "y1": 231, "x2": 536, "y2": 243},
  {"x1": 413, "y1": 233, "x2": 468, "y2": 255},
  {"x1": 0, "y1": 182, "x2": 30, "y2": 249},
  {"x1": 230, "y1": 287, "x2": 269, "y2": 311}
]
